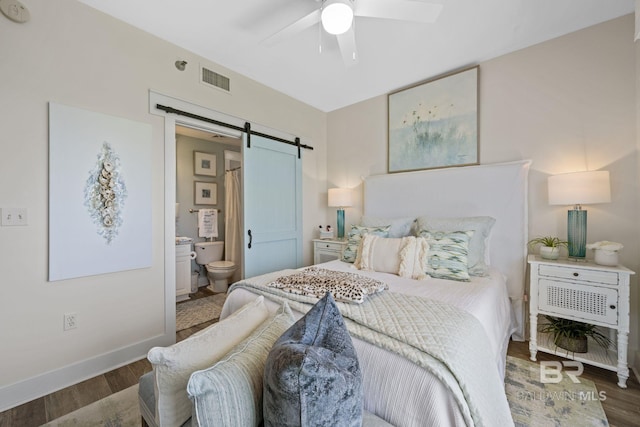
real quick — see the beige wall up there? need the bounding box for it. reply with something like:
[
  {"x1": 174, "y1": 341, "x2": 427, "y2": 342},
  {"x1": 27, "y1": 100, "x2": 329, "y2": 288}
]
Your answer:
[
  {"x1": 327, "y1": 15, "x2": 640, "y2": 368},
  {"x1": 0, "y1": 0, "x2": 326, "y2": 408}
]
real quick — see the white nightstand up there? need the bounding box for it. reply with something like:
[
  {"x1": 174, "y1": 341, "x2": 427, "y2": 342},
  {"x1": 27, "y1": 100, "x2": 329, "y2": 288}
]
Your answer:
[
  {"x1": 313, "y1": 238, "x2": 347, "y2": 264},
  {"x1": 528, "y1": 254, "x2": 635, "y2": 388}
]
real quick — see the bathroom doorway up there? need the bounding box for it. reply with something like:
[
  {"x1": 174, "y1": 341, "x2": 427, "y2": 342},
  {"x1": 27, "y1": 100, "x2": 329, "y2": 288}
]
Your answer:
[
  {"x1": 174, "y1": 125, "x2": 242, "y2": 331},
  {"x1": 175, "y1": 125, "x2": 242, "y2": 289},
  {"x1": 150, "y1": 91, "x2": 305, "y2": 338}
]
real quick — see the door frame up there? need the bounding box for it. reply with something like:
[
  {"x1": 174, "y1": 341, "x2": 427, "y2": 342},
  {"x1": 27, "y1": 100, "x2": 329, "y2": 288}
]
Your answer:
[{"x1": 149, "y1": 91, "x2": 301, "y2": 336}]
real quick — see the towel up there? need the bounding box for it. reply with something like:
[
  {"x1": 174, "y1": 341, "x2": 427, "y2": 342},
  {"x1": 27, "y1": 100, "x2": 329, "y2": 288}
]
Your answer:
[{"x1": 197, "y1": 209, "x2": 218, "y2": 238}]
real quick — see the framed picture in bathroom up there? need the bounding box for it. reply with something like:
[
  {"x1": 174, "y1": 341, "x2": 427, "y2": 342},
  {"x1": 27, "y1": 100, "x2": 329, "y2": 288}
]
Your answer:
[
  {"x1": 194, "y1": 151, "x2": 217, "y2": 177},
  {"x1": 195, "y1": 181, "x2": 217, "y2": 205}
]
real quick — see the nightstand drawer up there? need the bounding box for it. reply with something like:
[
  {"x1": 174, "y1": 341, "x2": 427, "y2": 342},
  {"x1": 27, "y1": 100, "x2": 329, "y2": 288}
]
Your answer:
[
  {"x1": 538, "y1": 264, "x2": 619, "y2": 285},
  {"x1": 313, "y1": 239, "x2": 347, "y2": 265},
  {"x1": 316, "y1": 241, "x2": 344, "y2": 252},
  {"x1": 539, "y1": 279, "x2": 618, "y2": 325}
]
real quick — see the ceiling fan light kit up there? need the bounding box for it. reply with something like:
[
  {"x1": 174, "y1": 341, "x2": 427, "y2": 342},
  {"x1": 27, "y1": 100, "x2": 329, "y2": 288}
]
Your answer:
[
  {"x1": 321, "y1": 0, "x2": 354, "y2": 35},
  {"x1": 264, "y1": 0, "x2": 442, "y2": 67}
]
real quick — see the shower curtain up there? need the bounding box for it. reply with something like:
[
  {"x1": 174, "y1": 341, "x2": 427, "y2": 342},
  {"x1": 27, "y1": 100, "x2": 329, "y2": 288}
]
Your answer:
[{"x1": 224, "y1": 169, "x2": 242, "y2": 282}]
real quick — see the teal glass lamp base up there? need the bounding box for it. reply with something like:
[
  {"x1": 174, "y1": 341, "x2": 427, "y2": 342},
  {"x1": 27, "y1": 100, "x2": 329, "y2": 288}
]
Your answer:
[
  {"x1": 336, "y1": 208, "x2": 345, "y2": 239},
  {"x1": 567, "y1": 209, "x2": 587, "y2": 259}
]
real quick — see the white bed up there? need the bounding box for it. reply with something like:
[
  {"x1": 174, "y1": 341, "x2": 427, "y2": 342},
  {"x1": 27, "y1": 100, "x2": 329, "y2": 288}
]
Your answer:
[
  {"x1": 220, "y1": 160, "x2": 530, "y2": 426},
  {"x1": 220, "y1": 261, "x2": 514, "y2": 426}
]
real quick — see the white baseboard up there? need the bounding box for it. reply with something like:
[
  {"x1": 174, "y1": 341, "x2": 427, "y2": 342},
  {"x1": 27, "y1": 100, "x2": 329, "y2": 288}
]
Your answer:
[{"x1": 0, "y1": 333, "x2": 174, "y2": 413}]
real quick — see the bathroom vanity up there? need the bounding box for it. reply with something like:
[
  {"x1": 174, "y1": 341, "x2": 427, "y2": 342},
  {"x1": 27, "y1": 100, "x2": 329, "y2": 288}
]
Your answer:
[{"x1": 176, "y1": 242, "x2": 195, "y2": 302}]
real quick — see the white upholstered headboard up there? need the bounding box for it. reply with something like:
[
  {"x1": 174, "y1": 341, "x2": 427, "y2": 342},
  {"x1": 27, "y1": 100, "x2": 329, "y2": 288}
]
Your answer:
[{"x1": 364, "y1": 160, "x2": 531, "y2": 340}]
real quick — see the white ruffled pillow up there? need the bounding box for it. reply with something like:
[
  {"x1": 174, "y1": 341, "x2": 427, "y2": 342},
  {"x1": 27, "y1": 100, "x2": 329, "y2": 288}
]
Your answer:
[
  {"x1": 147, "y1": 296, "x2": 269, "y2": 427},
  {"x1": 355, "y1": 234, "x2": 428, "y2": 280}
]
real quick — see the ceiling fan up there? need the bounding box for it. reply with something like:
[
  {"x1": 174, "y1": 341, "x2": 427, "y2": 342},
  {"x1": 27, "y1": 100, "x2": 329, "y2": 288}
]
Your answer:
[{"x1": 263, "y1": 0, "x2": 443, "y2": 67}]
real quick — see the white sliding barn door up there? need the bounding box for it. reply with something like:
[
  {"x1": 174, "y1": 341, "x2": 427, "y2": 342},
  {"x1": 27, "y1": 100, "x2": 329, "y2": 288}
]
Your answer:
[{"x1": 242, "y1": 133, "x2": 302, "y2": 278}]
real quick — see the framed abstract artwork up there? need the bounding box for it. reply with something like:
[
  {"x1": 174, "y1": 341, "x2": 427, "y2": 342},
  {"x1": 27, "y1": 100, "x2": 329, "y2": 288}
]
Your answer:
[
  {"x1": 388, "y1": 66, "x2": 479, "y2": 173},
  {"x1": 194, "y1": 151, "x2": 217, "y2": 176},
  {"x1": 195, "y1": 181, "x2": 217, "y2": 205},
  {"x1": 48, "y1": 103, "x2": 152, "y2": 281}
]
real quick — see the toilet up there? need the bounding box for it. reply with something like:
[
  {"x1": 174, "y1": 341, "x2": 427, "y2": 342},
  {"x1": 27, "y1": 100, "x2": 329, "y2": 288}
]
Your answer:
[{"x1": 194, "y1": 241, "x2": 237, "y2": 293}]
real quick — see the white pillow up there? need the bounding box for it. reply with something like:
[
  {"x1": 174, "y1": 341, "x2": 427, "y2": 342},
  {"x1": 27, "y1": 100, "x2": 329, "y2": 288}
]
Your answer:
[
  {"x1": 360, "y1": 216, "x2": 416, "y2": 238},
  {"x1": 147, "y1": 296, "x2": 270, "y2": 427},
  {"x1": 416, "y1": 216, "x2": 496, "y2": 276},
  {"x1": 355, "y1": 234, "x2": 399, "y2": 274},
  {"x1": 356, "y1": 234, "x2": 428, "y2": 280}
]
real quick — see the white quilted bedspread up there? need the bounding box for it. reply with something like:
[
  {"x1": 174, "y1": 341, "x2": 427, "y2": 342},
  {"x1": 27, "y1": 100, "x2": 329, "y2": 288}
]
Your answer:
[{"x1": 230, "y1": 270, "x2": 514, "y2": 427}]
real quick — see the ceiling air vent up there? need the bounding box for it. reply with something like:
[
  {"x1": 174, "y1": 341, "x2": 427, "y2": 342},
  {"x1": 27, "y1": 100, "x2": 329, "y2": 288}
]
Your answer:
[{"x1": 200, "y1": 66, "x2": 230, "y2": 93}]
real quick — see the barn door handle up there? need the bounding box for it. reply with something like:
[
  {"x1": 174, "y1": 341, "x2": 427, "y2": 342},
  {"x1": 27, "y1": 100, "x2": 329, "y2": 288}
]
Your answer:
[{"x1": 247, "y1": 229, "x2": 252, "y2": 249}]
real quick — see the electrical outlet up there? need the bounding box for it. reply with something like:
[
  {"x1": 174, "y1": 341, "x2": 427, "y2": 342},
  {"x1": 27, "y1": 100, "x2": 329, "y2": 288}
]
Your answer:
[{"x1": 64, "y1": 313, "x2": 77, "y2": 331}]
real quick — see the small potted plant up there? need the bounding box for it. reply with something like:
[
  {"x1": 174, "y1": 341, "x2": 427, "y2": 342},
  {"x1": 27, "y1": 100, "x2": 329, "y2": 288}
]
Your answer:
[
  {"x1": 538, "y1": 315, "x2": 611, "y2": 353},
  {"x1": 528, "y1": 236, "x2": 568, "y2": 260}
]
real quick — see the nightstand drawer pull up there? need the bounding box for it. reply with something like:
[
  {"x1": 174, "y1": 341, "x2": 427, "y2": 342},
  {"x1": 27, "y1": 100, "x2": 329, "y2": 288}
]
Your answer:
[
  {"x1": 317, "y1": 242, "x2": 343, "y2": 251},
  {"x1": 573, "y1": 272, "x2": 579, "y2": 277}
]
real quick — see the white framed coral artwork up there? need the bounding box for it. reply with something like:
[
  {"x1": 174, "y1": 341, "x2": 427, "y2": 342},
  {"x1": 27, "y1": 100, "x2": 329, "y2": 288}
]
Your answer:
[{"x1": 48, "y1": 103, "x2": 152, "y2": 281}]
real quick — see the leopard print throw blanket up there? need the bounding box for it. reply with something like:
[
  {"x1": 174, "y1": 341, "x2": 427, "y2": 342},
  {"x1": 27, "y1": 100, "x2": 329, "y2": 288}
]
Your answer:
[{"x1": 268, "y1": 267, "x2": 388, "y2": 304}]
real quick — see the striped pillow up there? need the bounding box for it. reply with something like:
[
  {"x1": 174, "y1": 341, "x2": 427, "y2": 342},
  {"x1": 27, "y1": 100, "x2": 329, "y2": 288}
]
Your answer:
[
  {"x1": 147, "y1": 296, "x2": 269, "y2": 427},
  {"x1": 355, "y1": 234, "x2": 429, "y2": 280},
  {"x1": 187, "y1": 303, "x2": 295, "y2": 427}
]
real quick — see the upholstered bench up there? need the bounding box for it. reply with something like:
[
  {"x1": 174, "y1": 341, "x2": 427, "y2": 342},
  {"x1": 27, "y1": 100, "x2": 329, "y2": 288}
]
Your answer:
[
  {"x1": 139, "y1": 371, "x2": 392, "y2": 426},
  {"x1": 139, "y1": 294, "x2": 393, "y2": 427}
]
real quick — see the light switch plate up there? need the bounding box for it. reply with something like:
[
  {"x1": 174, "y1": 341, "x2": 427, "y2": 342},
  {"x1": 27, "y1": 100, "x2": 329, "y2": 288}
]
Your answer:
[{"x1": 1, "y1": 208, "x2": 28, "y2": 226}]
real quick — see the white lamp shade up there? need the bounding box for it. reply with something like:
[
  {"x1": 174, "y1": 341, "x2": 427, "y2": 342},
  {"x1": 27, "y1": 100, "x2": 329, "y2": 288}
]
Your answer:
[
  {"x1": 328, "y1": 188, "x2": 353, "y2": 207},
  {"x1": 548, "y1": 171, "x2": 611, "y2": 206},
  {"x1": 321, "y1": 0, "x2": 354, "y2": 35}
]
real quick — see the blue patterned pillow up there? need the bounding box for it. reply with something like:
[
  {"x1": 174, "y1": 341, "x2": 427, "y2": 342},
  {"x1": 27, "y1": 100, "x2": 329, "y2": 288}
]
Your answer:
[
  {"x1": 419, "y1": 230, "x2": 474, "y2": 281},
  {"x1": 341, "y1": 225, "x2": 390, "y2": 263},
  {"x1": 263, "y1": 293, "x2": 363, "y2": 427},
  {"x1": 416, "y1": 216, "x2": 496, "y2": 276}
]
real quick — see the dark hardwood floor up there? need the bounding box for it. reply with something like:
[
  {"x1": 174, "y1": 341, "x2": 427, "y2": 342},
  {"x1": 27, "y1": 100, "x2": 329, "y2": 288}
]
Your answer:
[{"x1": 2, "y1": 311, "x2": 639, "y2": 426}]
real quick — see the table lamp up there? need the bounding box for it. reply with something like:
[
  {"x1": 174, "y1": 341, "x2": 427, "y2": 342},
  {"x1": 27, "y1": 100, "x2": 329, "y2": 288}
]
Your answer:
[
  {"x1": 328, "y1": 188, "x2": 353, "y2": 239},
  {"x1": 548, "y1": 171, "x2": 611, "y2": 259}
]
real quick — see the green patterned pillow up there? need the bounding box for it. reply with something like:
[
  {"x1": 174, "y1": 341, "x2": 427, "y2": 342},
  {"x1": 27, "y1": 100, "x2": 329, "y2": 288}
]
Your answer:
[
  {"x1": 341, "y1": 225, "x2": 390, "y2": 263},
  {"x1": 419, "y1": 230, "x2": 474, "y2": 281}
]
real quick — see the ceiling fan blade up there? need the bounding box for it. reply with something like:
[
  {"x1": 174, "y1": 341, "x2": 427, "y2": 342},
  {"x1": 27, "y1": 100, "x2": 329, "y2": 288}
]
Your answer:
[
  {"x1": 262, "y1": 9, "x2": 321, "y2": 46},
  {"x1": 336, "y1": 27, "x2": 359, "y2": 67},
  {"x1": 355, "y1": 0, "x2": 443, "y2": 23}
]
